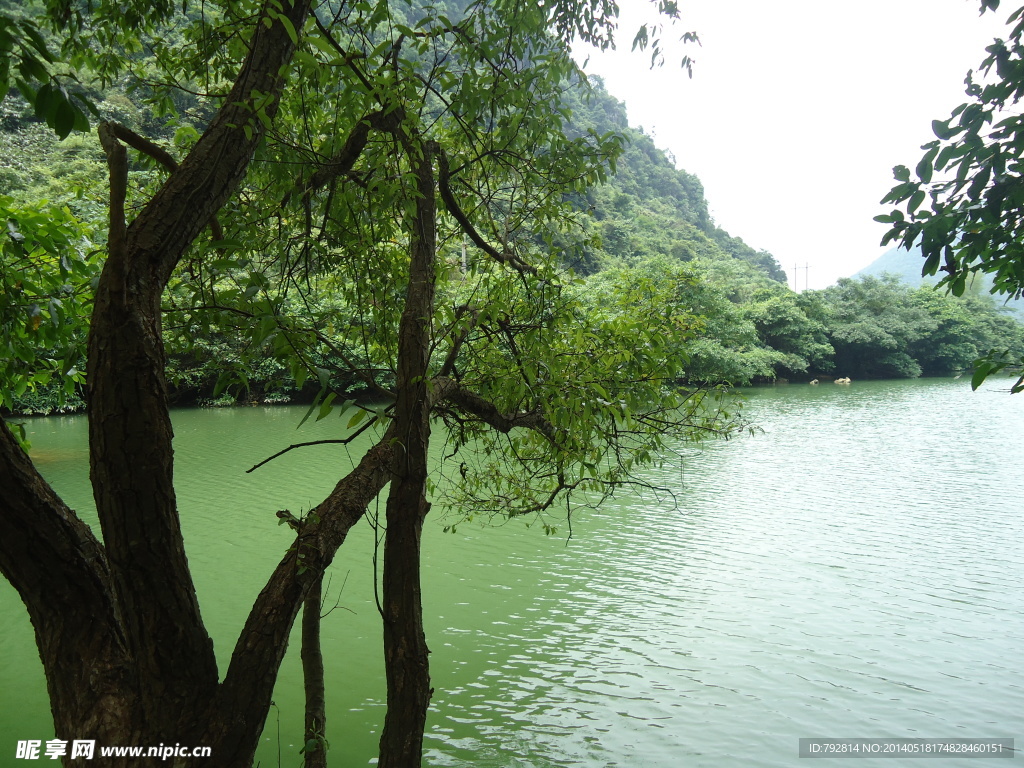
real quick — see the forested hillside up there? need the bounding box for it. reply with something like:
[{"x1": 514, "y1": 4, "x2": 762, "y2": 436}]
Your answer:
[{"x1": 3, "y1": 49, "x2": 1023, "y2": 415}]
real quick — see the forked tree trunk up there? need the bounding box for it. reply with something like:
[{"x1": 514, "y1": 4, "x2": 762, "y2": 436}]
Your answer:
[
  {"x1": 0, "y1": 2, "x2": 343, "y2": 764},
  {"x1": 377, "y1": 140, "x2": 438, "y2": 768}
]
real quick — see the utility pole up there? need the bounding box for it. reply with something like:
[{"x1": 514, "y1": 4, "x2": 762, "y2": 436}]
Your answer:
[{"x1": 792, "y1": 262, "x2": 810, "y2": 292}]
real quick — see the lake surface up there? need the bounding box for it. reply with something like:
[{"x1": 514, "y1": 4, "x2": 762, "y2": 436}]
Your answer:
[{"x1": 1, "y1": 378, "x2": 1022, "y2": 766}]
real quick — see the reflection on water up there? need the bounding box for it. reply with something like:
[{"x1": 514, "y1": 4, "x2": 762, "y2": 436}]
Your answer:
[{"x1": 1, "y1": 379, "x2": 1022, "y2": 767}]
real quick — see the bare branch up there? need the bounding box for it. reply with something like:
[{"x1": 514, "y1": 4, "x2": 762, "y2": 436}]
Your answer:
[
  {"x1": 107, "y1": 121, "x2": 179, "y2": 172},
  {"x1": 103, "y1": 121, "x2": 226, "y2": 243},
  {"x1": 438, "y1": 305, "x2": 479, "y2": 378},
  {"x1": 245, "y1": 416, "x2": 379, "y2": 473}
]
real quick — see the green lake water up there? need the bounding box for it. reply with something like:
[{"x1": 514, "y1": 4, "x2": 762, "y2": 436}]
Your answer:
[{"x1": 1, "y1": 377, "x2": 1022, "y2": 766}]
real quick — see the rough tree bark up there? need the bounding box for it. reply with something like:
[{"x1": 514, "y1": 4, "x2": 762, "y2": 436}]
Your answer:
[
  {"x1": 302, "y1": 575, "x2": 329, "y2": 768},
  {"x1": 377, "y1": 139, "x2": 438, "y2": 768},
  {"x1": 84, "y1": 0, "x2": 317, "y2": 751}
]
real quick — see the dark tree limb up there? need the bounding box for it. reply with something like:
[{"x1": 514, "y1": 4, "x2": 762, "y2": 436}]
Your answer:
[
  {"x1": 211, "y1": 430, "x2": 395, "y2": 766},
  {"x1": 436, "y1": 146, "x2": 538, "y2": 276},
  {"x1": 437, "y1": 305, "x2": 479, "y2": 378},
  {"x1": 84, "y1": 0, "x2": 316, "y2": 743},
  {"x1": 0, "y1": 418, "x2": 138, "y2": 747},
  {"x1": 433, "y1": 376, "x2": 557, "y2": 442},
  {"x1": 246, "y1": 416, "x2": 380, "y2": 473},
  {"x1": 292, "y1": 108, "x2": 405, "y2": 205},
  {"x1": 98, "y1": 123, "x2": 128, "y2": 267},
  {"x1": 378, "y1": 137, "x2": 437, "y2": 768},
  {"x1": 302, "y1": 575, "x2": 328, "y2": 768}
]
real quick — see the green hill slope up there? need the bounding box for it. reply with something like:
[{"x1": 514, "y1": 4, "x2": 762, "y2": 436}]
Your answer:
[{"x1": 564, "y1": 78, "x2": 787, "y2": 285}]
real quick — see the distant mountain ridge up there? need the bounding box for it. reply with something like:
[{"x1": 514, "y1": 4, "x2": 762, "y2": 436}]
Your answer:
[
  {"x1": 562, "y1": 78, "x2": 788, "y2": 284},
  {"x1": 855, "y1": 245, "x2": 1024, "y2": 317},
  {"x1": 855, "y1": 245, "x2": 936, "y2": 285}
]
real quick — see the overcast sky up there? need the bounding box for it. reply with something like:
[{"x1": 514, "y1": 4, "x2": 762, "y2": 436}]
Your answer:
[{"x1": 576, "y1": 0, "x2": 1013, "y2": 289}]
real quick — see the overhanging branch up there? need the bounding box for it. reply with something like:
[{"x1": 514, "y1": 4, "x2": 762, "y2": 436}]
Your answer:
[
  {"x1": 432, "y1": 376, "x2": 556, "y2": 443},
  {"x1": 436, "y1": 147, "x2": 538, "y2": 276}
]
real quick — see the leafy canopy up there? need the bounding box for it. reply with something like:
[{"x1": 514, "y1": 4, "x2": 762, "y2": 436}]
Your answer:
[{"x1": 879, "y1": 0, "x2": 1024, "y2": 390}]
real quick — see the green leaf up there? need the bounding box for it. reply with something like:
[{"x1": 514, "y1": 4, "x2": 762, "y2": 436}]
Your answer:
[
  {"x1": 631, "y1": 24, "x2": 649, "y2": 51},
  {"x1": 908, "y1": 189, "x2": 926, "y2": 215},
  {"x1": 212, "y1": 370, "x2": 233, "y2": 398},
  {"x1": 971, "y1": 362, "x2": 995, "y2": 390},
  {"x1": 18, "y1": 21, "x2": 52, "y2": 59},
  {"x1": 34, "y1": 81, "x2": 58, "y2": 121},
  {"x1": 297, "y1": 385, "x2": 328, "y2": 429},
  {"x1": 72, "y1": 103, "x2": 90, "y2": 132},
  {"x1": 15, "y1": 79, "x2": 36, "y2": 104},
  {"x1": 277, "y1": 14, "x2": 298, "y2": 45},
  {"x1": 18, "y1": 52, "x2": 49, "y2": 83},
  {"x1": 54, "y1": 99, "x2": 77, "y2": 139},
  {"x1": 307, "y1": 33, "x2": 341, "y2": 58},
  {"x1": 916, "y1": 147, "x2": 937, "y2": 184},
  {"x1": 932, "y1": 119, "x2": 955, "y2": 140},
  {"x1": 315, "y1": 391, "x2": 337, "y2": 421},
  {"x1": 347, "y1": 408, "x2": 367, "y2": 428}
]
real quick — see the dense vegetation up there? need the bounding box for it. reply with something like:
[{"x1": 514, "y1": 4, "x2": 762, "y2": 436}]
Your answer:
[
  {"x1": 0, "y1": 2, "x2": 743, "y2": 766},
  {"x1": 4, "y1": 73, "x2": 1022, "y2": 416}
]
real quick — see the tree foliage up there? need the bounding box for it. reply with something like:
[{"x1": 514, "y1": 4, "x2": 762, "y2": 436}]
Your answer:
[
  {"x1": 0, "y1": 195, "x2": 98, "y2": 425},
  {"x1": 879, "y1": 0, "x2": 1024, "y2": 390}
]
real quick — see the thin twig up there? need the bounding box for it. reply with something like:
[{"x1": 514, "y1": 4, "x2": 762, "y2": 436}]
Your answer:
[{"x1": 246, "y1": 417, "x2": 378, "y2": 472}]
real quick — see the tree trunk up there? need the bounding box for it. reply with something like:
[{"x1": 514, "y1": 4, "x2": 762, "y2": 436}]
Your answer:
[
  {"x1": 0, "y1": 1, "x2": 347, "y2": 763},
  {"x1": 303, "y1": 575, "x2": 329, "y2": 768},
  {"x1": 377, "y1": 140, "x2": 438, "y2": 768},
  {"x1": 0, "y1": 418, "x2": 142, "y2": 760}
]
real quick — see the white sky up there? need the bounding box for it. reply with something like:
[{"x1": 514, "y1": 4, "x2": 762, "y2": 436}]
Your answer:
[{"x1": 577, "y1": 0, "x2": 1014, "y2": 289}]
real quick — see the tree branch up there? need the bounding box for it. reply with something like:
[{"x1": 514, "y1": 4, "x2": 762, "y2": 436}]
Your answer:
[
  {"x1": 211, "y1": 428, "x2": 395, "y2": 760},
  {"x1": 97, "y1": 123, "x2": 128, "y2": 269},
  {"x1": 436, "y1": 147, "x2": 538, "y2": 276},
  {"x1": 85, "y1": 0, "x2": 317, "y2": 732},
  {"x1": 432, "y1": 376, "x2": 556, "y2": 442},
  {"x1": 245, "y1": 417, "x2": 379, "y2": 473},
  {"x1": 438, "y1": 305, "x2": 479, "y2": 378},
  {"x1": 0, "y1": 418, "x2": 136, "y2": 742},
  {"x1": 105, "y1": 121, "x2": 225, "y2": 242}
]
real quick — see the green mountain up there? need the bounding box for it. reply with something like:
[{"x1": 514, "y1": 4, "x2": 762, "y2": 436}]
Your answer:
[
  {"x1": 855, "y1": 245, "x2": 1024, "y2": 317},
  {"x1": 855, "y1": 245, "x2": 937, "y2": 285},
  {"x1": 563, "y1": 78, "x2": 788, "y2": 285}
]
